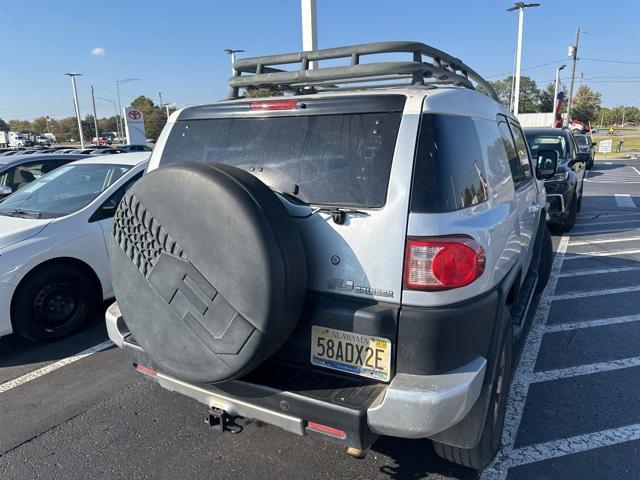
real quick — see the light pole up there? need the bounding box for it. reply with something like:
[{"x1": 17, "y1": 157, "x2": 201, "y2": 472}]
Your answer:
[
  {"x1": 507, "y1": 2, "x2": 541, "y2": 116},
  {"x1": 224, "y1": 49, "x2": 245, "y2": 75},
  {"x1": 98, "y1": 97, "x2": 120, "y2": 140},
  {"x1": 65, "y1": 73, "x2": 85, "y2": 148},
  {"x1": 158, "y1": 92, "x2": 169, "y2": 119},
  {"x1": 91, "y1": 85, "x2": 100, "y2": 144},
  {"x1": 116, "y1": 78, "x2": 140, "y2": 144},
  {"x1": 301, "y1": 0, "x2": 318, "y2": 69},
  {"x1": 552, "y1": 64, "x2": 567, "y2": 127}
]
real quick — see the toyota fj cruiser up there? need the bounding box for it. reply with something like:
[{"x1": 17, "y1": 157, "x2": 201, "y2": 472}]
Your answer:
[{"x1": 106, "y1": 41, "x2": 557, "y2": 470}]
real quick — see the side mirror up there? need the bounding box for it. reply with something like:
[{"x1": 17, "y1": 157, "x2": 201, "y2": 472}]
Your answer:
[
  {"x1": 536, "y1": 150, "x2": 558, "y2": 180},
  {"x1": 0, "y1": 185, "x2": 12, "y2": 198},
  {"x1": 591, "y1": 142, "x2": 597, "y2": 147}
]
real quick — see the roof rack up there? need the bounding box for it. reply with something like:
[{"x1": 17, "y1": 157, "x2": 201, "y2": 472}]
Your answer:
[{"x1": 227, "y1": 41, "x2": 498, "y2": 101}]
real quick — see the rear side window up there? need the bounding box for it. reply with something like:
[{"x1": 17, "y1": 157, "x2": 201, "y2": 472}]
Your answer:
[
  {"x1": 410, "y1": 114, "x2": 488, "y2": 213},
  {"x1": 509, "y1": 123, "x2": 533, "y2": 180},
  {"x1": 161, "y1": 112, "x2": 403, "y2": 208},
  {"x1": 497, "y1": 118, "x2": 526, "y2": 187}
]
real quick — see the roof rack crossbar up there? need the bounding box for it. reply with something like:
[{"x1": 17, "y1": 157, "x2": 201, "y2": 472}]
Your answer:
[{"x1": 227, "y1": 41, "x2": 497, "y2": 100}]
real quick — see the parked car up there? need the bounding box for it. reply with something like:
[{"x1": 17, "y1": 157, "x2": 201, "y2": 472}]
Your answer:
[
  {"x1": 117, "y1": 144, "x2": 152, "y2": 152},
  {"x1": 525, "y1": 128, "x2": 587, "y2": 231},
  {"x1": 106, "y1": 42, "x2": 556, "y2": 471},
  {"x1": 574, "y1": 134, "x2": 596, "y2": 169},
  {"x1": 0, "y1": 152, "x2": 149, "y2": 341},
  {"x1": 0, "y1": 153, "x2": 86, "y2": 200},
  {"x1": 91, "y1": 136, "x2": 112, "y2": 146}
]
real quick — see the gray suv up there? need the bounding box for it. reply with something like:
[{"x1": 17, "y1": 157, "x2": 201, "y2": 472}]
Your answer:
[{"x1": 105, "y1": 41, "x2": 556, "y2": 470}]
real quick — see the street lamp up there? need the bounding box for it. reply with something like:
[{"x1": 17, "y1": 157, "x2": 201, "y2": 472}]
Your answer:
[
  {"x1": 98, "y1": 97, "x2": 120, "y2": 138},
  {"x1": 552, "y1": 64, "x2": 567, "y2": 127},
  {"x1": 116, "y1": 78, "x2": 140, "y2": 144},
  {"x1": 507, "y1": 2, "x2": 541, "y2": 116},
  {"x1": 224, "y1": 49, "x2": 245, "y2": 75},
  {"x1": 64, "y1": 73, "x2": 85, "y2": 148}
]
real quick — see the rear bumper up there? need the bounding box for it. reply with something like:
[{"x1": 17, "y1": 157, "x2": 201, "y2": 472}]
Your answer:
[{"x1": 106, "y1": 302, "x2": 486, "y2": 443}]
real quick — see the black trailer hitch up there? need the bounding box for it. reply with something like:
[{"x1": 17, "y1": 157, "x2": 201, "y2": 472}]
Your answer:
[{"x1": 205, "y1": 407, "x2": 243, "y2": 434}]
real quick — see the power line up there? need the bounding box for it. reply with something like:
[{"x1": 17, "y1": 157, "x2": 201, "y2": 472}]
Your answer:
[
  {"x1": 581, "y1": 57, "x2": 640, "y2": 65},
  {"x1": 486, "y1": 59, "x2": 566, "y2": 79}
]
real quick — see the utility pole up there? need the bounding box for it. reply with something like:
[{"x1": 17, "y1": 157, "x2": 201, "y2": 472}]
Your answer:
[
  {"x1": 91, "y1": 85, "x2": 99, "y2": 145},
  {"x1": 45, "y1": 116, "x2": 51, "y2": 133},
  {"x1": 507, "y1": 2, "x2": 541, "y2": 116},
  {"x1": 301, "y1": 0, "x2": 318, "y2": 69},
  {"x1": 65, "y1": 73, "x2": 85, "y2": 148},
  {"x1": 566, "y1": 27, "x2": 580, "y2": 124}
]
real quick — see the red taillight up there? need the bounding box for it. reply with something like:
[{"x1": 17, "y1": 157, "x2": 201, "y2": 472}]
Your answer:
[
  {"x1": 404, "y1": 237, "x2": 485, "y2": 291},
  {"x1": 305, "y1": 421, "x2": 347, "y2": 440},
  {"x1": 250, "y1": 100, "x2": 298, "y2": 111},
  {"x1": 135, "y1": 364, "x2": 157, "y2": 377}
]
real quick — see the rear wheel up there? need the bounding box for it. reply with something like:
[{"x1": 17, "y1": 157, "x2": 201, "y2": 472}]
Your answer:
[
  {"x1": 557, "y1": 192, "x2": 578, "y2": 232},
  {"x1": 12, "y1": 265, "x2": 94, "y2": 342},
  {"x1": 433, "y1": 321, "x2": 513, "y2": 470}
]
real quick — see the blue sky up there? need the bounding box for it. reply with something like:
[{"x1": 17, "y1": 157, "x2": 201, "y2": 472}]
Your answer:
[{"x1": 2, "y1": 0, "x2": 639, "y2": 120}]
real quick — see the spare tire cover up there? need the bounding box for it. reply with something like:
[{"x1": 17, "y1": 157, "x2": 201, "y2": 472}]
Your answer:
[{"x1": 110, "y1": 163, "x2": 307, "y2": 384}]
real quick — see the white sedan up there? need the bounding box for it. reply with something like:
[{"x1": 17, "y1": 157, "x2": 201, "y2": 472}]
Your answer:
[{"x1": 0, "y1": 152, "x2": 149, "y2": 341}]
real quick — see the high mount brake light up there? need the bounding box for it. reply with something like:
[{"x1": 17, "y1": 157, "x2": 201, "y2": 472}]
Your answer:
[
  {"x1": 250, "y1": 100, "x2": 298, "y2": 111},
  {"x1": 404, "y1": 237, "x2": 485, "y2": 291}
]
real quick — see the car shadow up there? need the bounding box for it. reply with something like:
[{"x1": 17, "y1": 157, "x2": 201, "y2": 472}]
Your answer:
[{"x1": 0, "y1": 302, "x2": 112, "y2": 372}]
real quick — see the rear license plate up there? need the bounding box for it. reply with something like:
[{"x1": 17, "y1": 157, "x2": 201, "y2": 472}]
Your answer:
[{"x1": 310, "y1": 326, "x2": 391, "y2": 381}]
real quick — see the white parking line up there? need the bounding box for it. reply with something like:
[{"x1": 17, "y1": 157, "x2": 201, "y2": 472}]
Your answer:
[
  {"x1": 615, "y1": 194, "x2": 637, "y2": 208},
  {"x1": 572, "y1": 226, "x2": 640, "y2": 236},
  {"x1": 633, "y1": 167, "x2": 640, "y2": 176},
  {"x1": 545, "y1": 314, "x2": 640, "y2": 333},
  {"x1": 506, "y1": 423, "x2": 640, "y2": 469},
  {"x1": 575, "y1": 218, "x2": 640, "y2": 227},
  {"x1": 481, "y1": 235, "x2": 570, "y2": 480},
  {"x1": 531, "y1": 356, "x2": 640, "y2": 383},
  {"x1": 563, "y1": 248, "x2": 640, "y2": 260},
  {"x1": 557, "y1": 266, "x2": 640, "y2": 278},
  {"x1": 552, "y1": 285, "x2": 640, "y2": 301},
  {"x1": 0, "y1": 340, "x2": 113, "y2": 395},
  {"x1": 569, "y1": 236, "x2": 640, "y2": 246}
]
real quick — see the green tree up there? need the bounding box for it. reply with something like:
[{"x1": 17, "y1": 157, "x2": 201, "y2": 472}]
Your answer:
[
  {"x1": 131, "y1": 95, "x2": 167, "y2": 140},
  {"x1": 9, "y1": 119, "x2": 32, "y2": 132},
  {"x1": 31, "y1": 117, "x2": 48, "y2": 134},
  {"x1": 489, "y1": 76, "x2": 541, "y2": 112},
  {"x1": 538, "y1": 83, "x2": 556, "y2": 113},
  {"x1": 0, "y1": 118, "x2": 10, "y2": 131},
  {"x1": 571, "y1": 85, "x2": 601, "y2": 124}
]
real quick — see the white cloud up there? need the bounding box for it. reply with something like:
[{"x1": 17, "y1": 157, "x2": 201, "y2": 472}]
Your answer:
[{"x1": 91, "y1": 47, "x2": 106, "y2": 57}]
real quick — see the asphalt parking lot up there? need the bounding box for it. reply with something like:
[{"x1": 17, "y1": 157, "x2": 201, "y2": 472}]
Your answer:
[{"x1": 2, "y1": 159, "x2": 640, "y2": 480}]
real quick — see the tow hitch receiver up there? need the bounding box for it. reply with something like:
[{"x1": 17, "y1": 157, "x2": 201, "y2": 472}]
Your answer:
[{"x1": 206, "y1": 407, "x2": 243, "y2": 434}]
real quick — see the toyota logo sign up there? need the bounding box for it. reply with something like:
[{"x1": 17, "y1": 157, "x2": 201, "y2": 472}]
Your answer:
[{"x1": 128, "y1": 110, "x2": 142, "y2": 120}]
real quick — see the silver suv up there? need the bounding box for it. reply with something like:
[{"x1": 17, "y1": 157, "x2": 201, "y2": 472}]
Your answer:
[{"x1": 106, "y1": 41, "x2": 556, "y2": 470}]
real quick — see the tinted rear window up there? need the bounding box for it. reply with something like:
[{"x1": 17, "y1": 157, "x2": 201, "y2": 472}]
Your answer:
[
  {"x1": 161, "y1": 111, "x2": 403, "y2": 208},
  {"x1": 410, "y1": 114, "x2": 488, "y2": 213},
  {"x1": 525, "y1": 134, "x2": 567, "y2": 159}
]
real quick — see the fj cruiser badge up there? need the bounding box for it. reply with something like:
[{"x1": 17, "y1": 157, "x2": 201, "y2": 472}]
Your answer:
[{"x1": 327, "y1": 279, "x2": 394, "y2": 298}]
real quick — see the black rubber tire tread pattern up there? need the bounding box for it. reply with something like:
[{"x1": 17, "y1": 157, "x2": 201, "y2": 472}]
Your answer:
[
  {"x1": 432, "y1": 321, "x2": 513, "y2": 470},
  {"x1": 110, "y1": 163, "x2": 307, "y2": 384}
]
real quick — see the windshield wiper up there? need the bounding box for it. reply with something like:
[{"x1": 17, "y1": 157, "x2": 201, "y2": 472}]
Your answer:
[
  {"x1": 0, "y1": 209, "x2": 42, "y2": 218},
  {"x1": 313, "y1": 206, "x2": 369, "y2": 225}
]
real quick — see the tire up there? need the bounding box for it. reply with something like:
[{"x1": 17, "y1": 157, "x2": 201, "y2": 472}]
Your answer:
[
  {"x1": 557, "y1": 192, "x2": 578, "y2": 232},
  {"x1": 535, "y1": 225, "x2": 552, "y2": 294},
  {"x1": 110, "y1": 163, "x2": 307, "y2": 385},
  {"x1": 433, "y1": 321, "x2": 513, "y2": 470},
  {"x1": 12, "y1": 265, "x2": 94, "y2": 342}
]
